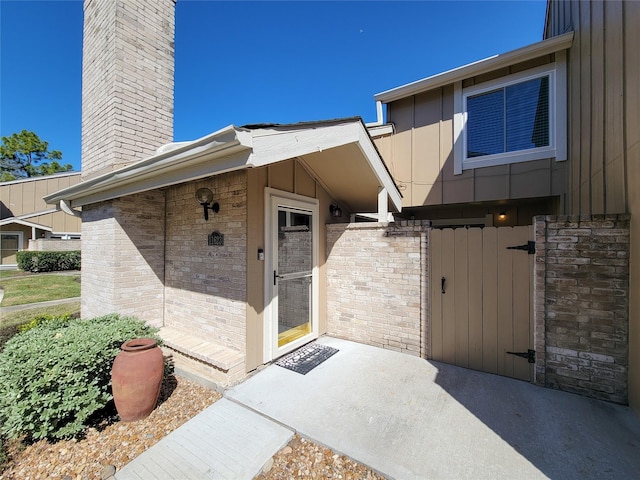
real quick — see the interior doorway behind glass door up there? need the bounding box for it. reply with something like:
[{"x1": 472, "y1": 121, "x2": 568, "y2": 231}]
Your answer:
[{"x1": 275, "y1": 206, "x2": 313, "y2": 347}]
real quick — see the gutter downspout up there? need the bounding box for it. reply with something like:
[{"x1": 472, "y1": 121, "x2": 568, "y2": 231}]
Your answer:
[
  {"x1": 59, "y1": 199, "x2": 82, "y2": 217},
  {"x1": 365, "y1": 100, "x2": 386, "y2": 127}
]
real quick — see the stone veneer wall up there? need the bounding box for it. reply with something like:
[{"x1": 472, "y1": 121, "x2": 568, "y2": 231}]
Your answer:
[
  {"x1": 326, "y1": 221, "x2": 429, "y2": 356},
  {"x1": 81, "y1": 0, "x2": 174, "y2": 178},
  {"x1": 81, "y1": 191, "x2": 166, "y2": 326},
  {"x1": 164, "y1": 171, "x2": 247, "y2": 353},
  {"x1": 534, "y1": 215, "x2": 630, "y2": 403}
]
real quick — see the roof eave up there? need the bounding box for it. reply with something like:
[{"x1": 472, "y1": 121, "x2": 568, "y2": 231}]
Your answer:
[
  {"x1": 44, "y1": 125, "x2": 253, "y2": 207},
  {"x1": 43, "y1": 118, "x2": 402, "y2": 214},
  {"x1": 355, "y1": 122, "x2": 402, "y2": 212},
  {"x1": 0, "y1": 217, "x2": 53, "y2": 231},
  {"x1": 374, "y1": 31, "x2": 574, "y2": 104}
]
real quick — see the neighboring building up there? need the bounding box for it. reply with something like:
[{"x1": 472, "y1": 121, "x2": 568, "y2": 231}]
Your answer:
[
  {"x1": 367, "y1": 0, "x2": 637, "y2": 408},
  {"x1": 0, "y1": 172, "x2": 82, "y2": 269},
  {"x1": 45, "y1": 0, "x2": 638, "y2": 412}
]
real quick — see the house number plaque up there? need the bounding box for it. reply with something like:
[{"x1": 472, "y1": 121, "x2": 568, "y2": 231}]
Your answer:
[{"x1": 208, "y1": 231, "x2": 224, "y2": 246}]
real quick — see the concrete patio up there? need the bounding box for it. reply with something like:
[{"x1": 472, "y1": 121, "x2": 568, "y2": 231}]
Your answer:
[{"x1": 117, "y1": 336, "x2": 640, "y2": 479}]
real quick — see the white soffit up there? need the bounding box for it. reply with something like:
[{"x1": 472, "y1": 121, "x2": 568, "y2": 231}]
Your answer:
[{"x1": 374, "y1": 31, "x2": 574, "y2": 104}]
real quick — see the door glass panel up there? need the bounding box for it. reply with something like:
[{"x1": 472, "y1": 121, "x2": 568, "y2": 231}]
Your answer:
[
  {"x1": 278, "y1": 276, "x2": 312, "y2": 347},
  {"x1": 277, "y1": 208, "x2": 312, "y2": 347}
]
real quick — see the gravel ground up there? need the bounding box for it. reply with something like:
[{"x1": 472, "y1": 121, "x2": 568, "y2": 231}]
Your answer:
[
  {"x1": 0, "y1": 375, "x2": 385, "y2": 480},
  {"x1": 257, "y1": 435, "x2": 385, "y2": 480}
]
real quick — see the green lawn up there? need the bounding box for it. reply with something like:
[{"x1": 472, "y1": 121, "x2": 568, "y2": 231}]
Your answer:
[
  {"x1": 0, "y1": 301, "x2": 81, "y2": 350},
  {"x1": 0, "y1": 273, "x2": 81, "y2": 307},
  {"x1": 0, "y1": 301, "x2": 81, "y2": 330},
  {"x1": 0, "y1": 270, "x2": 29, "y2": 279}
]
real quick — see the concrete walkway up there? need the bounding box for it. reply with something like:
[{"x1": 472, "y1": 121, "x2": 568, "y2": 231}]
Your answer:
[
  {"x1": 116, "y1": 399, "x2": 292, "y2": 479},
  {"x1": 117, "y1": 337, "x2": 640, "y2": 480},
  {"x1": 0, "y1": 296, "x2": 81, "y2": 314}
]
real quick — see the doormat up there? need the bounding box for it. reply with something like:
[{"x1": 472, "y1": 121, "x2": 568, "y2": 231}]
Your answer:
[{"x1": 275, "y1": 342, "x2": 339, "y2": 375}]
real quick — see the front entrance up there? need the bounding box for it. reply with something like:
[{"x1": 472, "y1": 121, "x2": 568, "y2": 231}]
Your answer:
[
  {"x1": 264, "y1": 190, "x2": 319, "y2": 361},
  {"x1": 430, "y1": 226, "x2": 534, "y2": 381},
  {"x1": 1, "y1": 232, "x2": 22, "y2": 268}
]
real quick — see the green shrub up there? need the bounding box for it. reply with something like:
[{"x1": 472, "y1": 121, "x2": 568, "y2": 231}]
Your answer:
[
  {"x1": 16, "y1": 251, "x2": 80, "y2": 273},
  {"x1": 0, "y1": 324, "x2": 19, "y2": 353},
  {"x1": 17, "y1": 313, "x2": 73, "y2": 334},
  {"x1": 0, "y1": 314, "x2": 161, "y2": 441}
]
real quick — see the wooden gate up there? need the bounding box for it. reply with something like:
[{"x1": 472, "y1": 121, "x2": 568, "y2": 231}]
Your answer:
[{"x1": 429, "y1": 226, "x2": 534, "y2": 381}]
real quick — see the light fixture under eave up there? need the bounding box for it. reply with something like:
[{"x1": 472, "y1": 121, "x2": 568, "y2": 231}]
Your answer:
[
  {"x1": 498, "y1": 212, "x2": 507, "y2": 221},
  {"x1": 330, "y1": 204, "x2": 342, "y2": 218},
  {"x1": 195, "y1": 187, "x2": 219, "y2": 221}
]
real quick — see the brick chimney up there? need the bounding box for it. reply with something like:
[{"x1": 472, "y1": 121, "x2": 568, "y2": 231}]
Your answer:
[
  {"x1": 79, "y1": 0, "x2": 174, "y2": 324},
  {"x1": 81, "y1": 0, "x2": 175, "y2": 179}
]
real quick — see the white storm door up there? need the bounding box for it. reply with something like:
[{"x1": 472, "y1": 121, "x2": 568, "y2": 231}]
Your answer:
[{"x1": 264, "y1": 190, "x2": 319, "y2": 361}]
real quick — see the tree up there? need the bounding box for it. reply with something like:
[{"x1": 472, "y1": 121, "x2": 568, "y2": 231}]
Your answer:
[{"x1": 0, "y1": 130, "x2": 72, "y2": 181}]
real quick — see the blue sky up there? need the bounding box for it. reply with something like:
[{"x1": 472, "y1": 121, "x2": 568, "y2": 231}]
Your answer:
[{"x1": 1, "y1": 0, "x2": 547, "y2": 173}]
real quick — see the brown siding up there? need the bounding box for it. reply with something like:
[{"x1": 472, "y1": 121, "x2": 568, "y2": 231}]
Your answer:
[
  {"x1": 0, "y1": 174, "x2": 82, "y2": 234},
  {"x1": 388, "y1": 97, "x2": 414, "y2": 204},
  {"x1": 384, "y1": 56, "x2": 565, "y2": 209},
  {"x1": 626, "y1": 0, "x2": 640, "y2": 414},
  {"x1": 412, "y1": 90, "x2": 442, "y2": 205},
  {"x1": 0, "y1": 174, "x2": 81, "y2": 218},
  {"x1": 546, "y1": 0, "x2": 640, "y2": 412},
  {"x1": 547, "y1": 0, "x2": 629, "y2": 215}
]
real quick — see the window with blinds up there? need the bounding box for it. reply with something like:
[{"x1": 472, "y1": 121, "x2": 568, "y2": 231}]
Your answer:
[
  {"x1": 467, "y1": 76, "x2": 549, "y2": 158},
  {"x1": 453, "y1": 61, "x2": 566, "y2": 174}
]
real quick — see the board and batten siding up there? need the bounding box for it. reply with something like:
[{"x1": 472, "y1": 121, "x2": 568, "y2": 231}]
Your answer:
[
  {"x1": 374, "y1": 55, "x2": 567, "y2": 210},
  {"x1": 545, "y1": 0, "x2": 634, "y2": 216},
  {"x1": 0, "y1": 173, "x2": 82, "y2": 233},
  {"x1": 545, "y1": 0, "x2": 640, "y2": 411}
]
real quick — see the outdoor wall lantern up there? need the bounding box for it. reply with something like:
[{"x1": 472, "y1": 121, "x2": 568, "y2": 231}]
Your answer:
[
  {"x1": 498, "y1": 212, "x2": 507, "y2": 221},
  {"x1": 195, "y1": 188, "x2": 219, "y2": 221},
  {"x1": 330, "y1": 204, "x2": 342, "y2": 218}
]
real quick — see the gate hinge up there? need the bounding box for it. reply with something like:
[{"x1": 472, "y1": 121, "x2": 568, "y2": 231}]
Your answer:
[
  {"x1": 506, "y1": 349, "x2": 536, "y2": 363},
  {"x1": 506, "y1": 241, "x2": 535, "y2": 254}
]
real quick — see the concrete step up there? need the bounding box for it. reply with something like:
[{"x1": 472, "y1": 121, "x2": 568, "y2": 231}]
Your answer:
[{"x1": 159, "y1": 327, "x2": 244, "y2": 372}]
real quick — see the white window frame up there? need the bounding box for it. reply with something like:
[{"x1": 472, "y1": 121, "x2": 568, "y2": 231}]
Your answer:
[{"x1": 453, "y1": 53, "x2": 566, "y2": 175}]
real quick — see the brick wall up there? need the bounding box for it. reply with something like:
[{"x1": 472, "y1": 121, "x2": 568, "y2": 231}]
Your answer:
[
  {"x1": 81, "y1": 192, "x2": 166, "y2": 326},
  {"x1": 81, "y1": 0, "x2": 174, "y2": 178},
  {"x1": 29, "y1": 239, "x2": 81, "y2": 252},
  {"x1": 326, "y1": 221, "x2": 429, "y2": 356},
  {"x1": 535, "y1": 215, "x2": 630, "y2": 403},
  {"x1": 164, "y1": 171, "x2": 247, "y2": 353}
]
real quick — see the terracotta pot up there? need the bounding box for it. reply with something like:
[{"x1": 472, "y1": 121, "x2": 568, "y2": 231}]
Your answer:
[{"x1": 111, "y1": 338, "x2": 164, "y2": 422}]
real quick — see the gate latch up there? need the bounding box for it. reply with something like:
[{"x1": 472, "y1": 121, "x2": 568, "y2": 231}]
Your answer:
[
  {"x1": 506, "y1": 241, "x2": 535, "y2": 254},
  {"x1": 506, "y1": 349, "x2": 536, "y2": 363}
]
